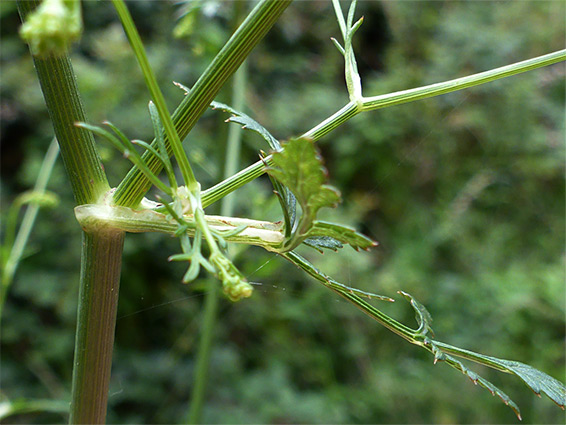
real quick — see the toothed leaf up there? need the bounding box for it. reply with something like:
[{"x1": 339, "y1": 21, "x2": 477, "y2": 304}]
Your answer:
[
  {"x1": 399, "y1": 290, "x2": 434, "y2": 338},
  {"x1": 211, "y1": 101, "x2": 281, "y2": 151},
  {"x1": 401, "y1": 292, "x2": 565, "y2": 417},
  {"x1": 268, "y1": 137, "x2": 341, "y2": 250},
  {"x1": 427, "y1": 344, "x2": 522, "y2": 420},
  {"x1": 475, "y1": 356, "x2": 566, "y2": 409},
  {"x1": 207, "y1": 98, "x2": 298, "y2": 233}
]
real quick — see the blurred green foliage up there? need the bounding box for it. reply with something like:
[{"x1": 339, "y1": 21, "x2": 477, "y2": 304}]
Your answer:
[{"x1": 1, "y1": 1, "x2": 564, "y2": 423}]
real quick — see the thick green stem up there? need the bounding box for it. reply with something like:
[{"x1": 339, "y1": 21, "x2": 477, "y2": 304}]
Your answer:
[
  {"x1": 17, "y1": 1, "x2": 109, "y2": 205},
  {"x1": 113, "y1": 0, "x2": 292, "y2": 208},
  {"x1": 69, "y1": 230, "x2": 124, "y2": 424},
  {"x1": 18, "y1": 2, "x2": 123, "y2": 423}
]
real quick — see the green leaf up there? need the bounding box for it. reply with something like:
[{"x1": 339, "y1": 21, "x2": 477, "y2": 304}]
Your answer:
[
  {"x1": 472, "y1": 356, "x2": 566, "y2": 410},
  {"x1": 306, "y1": 220, "x2": 377, "y2": 252},
  {"x1": 206, "y1": 96, "x2": 298, "y2": 234},
  {"x1": 398, "y1": 290, "x2": 434, "y2": 338},
  {"x1": 430, "y1": 347, "x2": 522, "y2": 420},
  {"x1": 0, "y1": 397, "x2": 69, "y2": 420},
  {"x1": 76, "y1": 122, "x2": 173, "y2": 196},
  {"x1": 268, "y1": 137, "x2": 341, "y2": 250},
  {"x1": 210, "y1": 100, "x2": 281, "y2": 151},
  {"x1": 303, "y1": 236, "x2": 344, "y2": 252},
  {"x1": 401, "y1": 291, "x2": 566, "y2": 418}
]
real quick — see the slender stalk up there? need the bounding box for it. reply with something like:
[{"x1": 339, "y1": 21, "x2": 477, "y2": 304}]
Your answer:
[
  {"x1": 111, "y1": 0, "x2": 198, "y2": 191},
  {"x1": 69, "y1": 230, "x2": 124, "y2": 424},
  {"x1": 185, "y1": 272, "x2": 219, "y2": 424},
  {"x1": 1, "y1": 138, "x2": 59, "y2": 314},
  {"x1": 187, "y1": 56, "x2": 248, "y2": 424},
  {"x1": 201, "y1": 49, "x2": 566, "y2": 205},
  {"x1": 360, "y1": 49, "x2": 566, "y2": 111},
  {"x1": 113, "y1": 0, "x2": 292, "y2": 208}
]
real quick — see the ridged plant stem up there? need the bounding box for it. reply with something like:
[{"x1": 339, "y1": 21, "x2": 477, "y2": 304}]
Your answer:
[
  {"x1": 17, "y1": 2, "x2": 122, "y2": 424},
  {"x1": 69, "y1": 230, "x2": 124, "y2": 424},
  {"x1": 17, "y1": 1, "x2": 109, "y2": 205}
]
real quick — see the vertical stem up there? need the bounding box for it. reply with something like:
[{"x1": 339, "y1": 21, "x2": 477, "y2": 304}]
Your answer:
[
  {"x1": 18, "y1": 2, "x2": 122, "y2": 423},
  {"x1": 18, "y1": 1, "x2": 109, "y2": 206},
  {"x1": 185, "y1": 273, "x2": 219, "y2": 424},
  {"x1": 1, "y1": 138, "x2": 59, "y2": 315},
  {"x1": 220, "y1": 61, "x2": 248, "y2": 218},
  {"x1": 187, "y1": 10, "x2": 248, "y2": 423},
  {"x1": 69, "y1": 230, "x2": 125, "y2": 424}
]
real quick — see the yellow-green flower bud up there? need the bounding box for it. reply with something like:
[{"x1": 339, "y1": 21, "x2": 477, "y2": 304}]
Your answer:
[{"x1": 20, "y1": 0, "x2": 82, "y2": 57}]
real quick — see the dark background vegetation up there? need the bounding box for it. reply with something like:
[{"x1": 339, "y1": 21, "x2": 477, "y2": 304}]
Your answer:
[{"x1": 1, "y1": 1, "x2": 564, "y2": 423}]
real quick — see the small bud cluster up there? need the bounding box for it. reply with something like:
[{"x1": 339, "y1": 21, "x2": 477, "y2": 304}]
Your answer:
[{"x1": 20, "y1": 0, "x2": 82, "y2": 57}]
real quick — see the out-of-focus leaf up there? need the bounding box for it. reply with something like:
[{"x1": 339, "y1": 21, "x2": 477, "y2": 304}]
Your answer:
[{"x1": 0, "y1": 398, "x2": 69, "y2": 419}]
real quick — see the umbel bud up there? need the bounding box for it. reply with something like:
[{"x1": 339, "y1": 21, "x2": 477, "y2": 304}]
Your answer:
[{"x1": 20, "y1": 0, "x2": 82, "y2": 57}]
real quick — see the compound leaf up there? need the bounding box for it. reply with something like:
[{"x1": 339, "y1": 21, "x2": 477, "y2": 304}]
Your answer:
[
  {"x1": 401, "y1": 291, "x2": 566, "y2": 419},
  {"x1": 432, "y1": 348, "x2": 522, "y2": 419},
  {"x1": 471, "y1": 355, "x2": 566, "y2": 410}
]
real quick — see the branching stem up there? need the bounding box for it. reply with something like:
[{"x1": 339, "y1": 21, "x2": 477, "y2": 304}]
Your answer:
[{"x1": 200, "y1": 49, "x2": 566, "y2": 205}]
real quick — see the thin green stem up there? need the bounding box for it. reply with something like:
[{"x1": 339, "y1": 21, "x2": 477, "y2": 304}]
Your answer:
[
  {"x1": 111, "y1": 0, "x2": 198, "y2": 191},
  {"x1": 200, "y1": 49, "x2": 566, "y2": 205},
  {"x1": 185, "y1": 269, "x2": 218, "y2": 424},
  {"x1": 432, "y1": 341, "x2": 510, "y2": 373},
  {"x1": 187, "y1": 54, "x2": 248, "y2": 424},
  {"x1": 361, "y1": 49, "x2": 566, "y2": 110},
  {"x1": 282, "y1": 252, "x2": 416, "y2": 342},
  {"x1": 201, "y1": 158, "x2": 267, "y2": 208},
  {"x1": 113, "y1": 0, "x2": 292, "y2": 208},
  {"x1": 1, "y1": 138, "x2": 59, "y2": 314}
]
